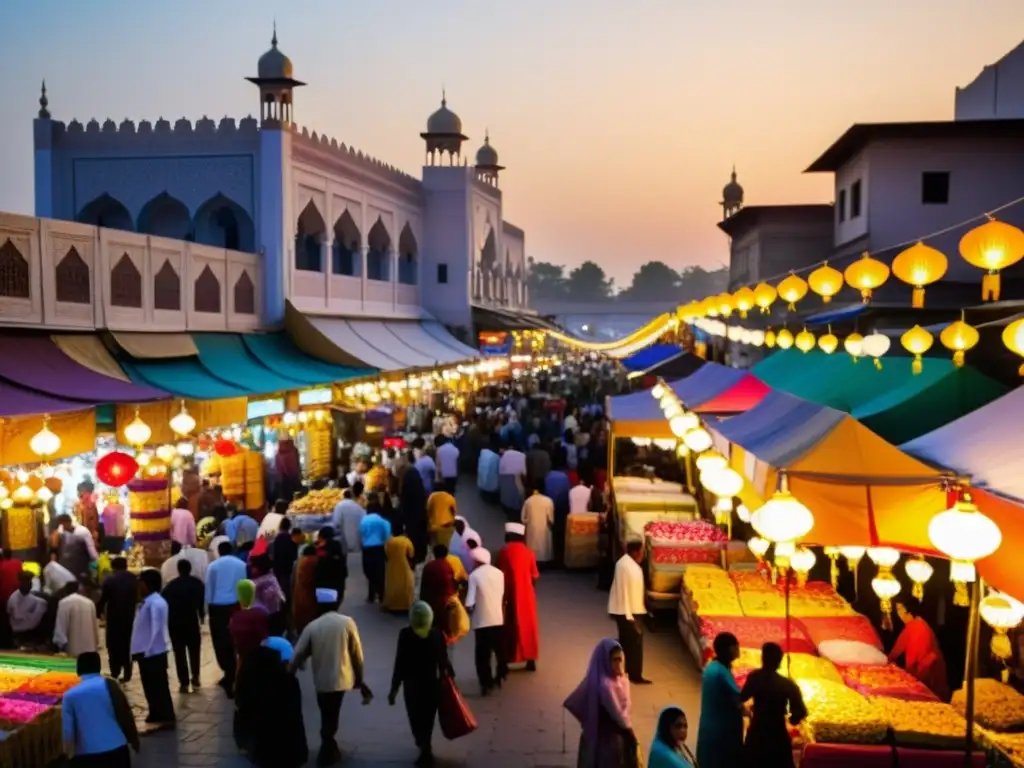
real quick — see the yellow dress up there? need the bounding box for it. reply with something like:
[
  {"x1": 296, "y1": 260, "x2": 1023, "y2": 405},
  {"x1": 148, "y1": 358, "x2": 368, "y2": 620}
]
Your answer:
[
  {"x1": 427, "y1": 492, "x2": 457, "y2": 549},
  {"x1": 383, "y1": 535, "x2": 415, "y2": 612}
]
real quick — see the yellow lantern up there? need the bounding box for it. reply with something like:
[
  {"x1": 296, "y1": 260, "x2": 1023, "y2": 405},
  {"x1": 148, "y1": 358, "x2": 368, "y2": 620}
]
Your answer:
[
  {"x1": 1001, "y1": 318, "x2": 1024, "y2": 376},
  {"x1": 123, "y1": 409, "x2": 153, "y2": 447},
  {"x1": 777, "y1": 274, "x2": 808, "y2": 311},
  {"x1": 791, "y1": 547, "x2": 816, "y2": 588},
  {"x1": 891, "y1": 241, "x2": 948, "y2": 308},
  {"x1": 737, "y1": 504, "x2": 751, "y2": 523},
  {"x1": 794, "y1": 328, "x2": 816, "y2": 353},
  {"x1": 844, "y1": 252, "x2": 890, "y2": 302},
  {"x1": 717, "y1": 293, "x2": 735, "y2": 317},
  {"x1": 939, "y1": 312, "x2": 979, "y2": 368},
  {"x1": 904, "y1": 556, "x2": 934, "y2": 600},
  {"x1": 928, "y1": 493, "x2": 1002, "y2": 606},
  {"x1": 669, "y1": 413, "x2": 699, "y2": 438},
  {"x1": 872, "y1": 570, "x2": 901, "y2": 631},
  {"x1": 808, "y1": 263, "x2": 844, "y2": 303},
  {"x1": 682, "y1": 427, "x2": 713, "y2": 454},
  {"x1": 958, "y1": 216, "x2": 1024, "y2": 301},
  {"x1": 764, "y1": 329, "x2": 777, "y2": 348},
  {"x1": 753, "y1": 282, "x2": 777, "y2": 314},
  {"x1": 155, "y1": 444, "x2": 177, "y2": 464},
  {"x1": 733, "y1": 286, "x2": 755, "y2": 319},
  {"x1": 749, "y1": 330, "x2": 765, "y2": 347},
  {"x1": 775, "y1": 328, "x2": 794, "y2": 350},
  {"x1": 818, "y1": 326, "x2": 838, "y2": 355},
  {"x1": 980, "y1": 592, "x2": 1024, "y2": 669},
  {"x1": 750, "y1": 472, "x2": 814, "y2": 544},
  {"x1": 862, "y1": 332, "x2": 890, "y2": 370},
  {"x1": 29, "y1": 416, "x2": 61, "y2": 460},
  {"x1": 823, "y1": 546, "x2": 840, "y2": 588},
  {"x1": 844, "y1": 332, "x2": 864, "y2": 363},
  {"x1": 169, "y1": 400, "x2": 197, "y2": 437},
  {"x1": 695, "y1": 450, "x2": 728, "y2": 474},
  {"x1": 900, "y1": 325, "x2": 934, "y2": 375}
]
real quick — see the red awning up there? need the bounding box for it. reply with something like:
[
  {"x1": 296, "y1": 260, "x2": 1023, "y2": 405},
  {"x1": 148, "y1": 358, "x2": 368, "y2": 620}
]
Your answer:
[{"x1": 694, "y1": 374, "x2": 771, "y2": 414}]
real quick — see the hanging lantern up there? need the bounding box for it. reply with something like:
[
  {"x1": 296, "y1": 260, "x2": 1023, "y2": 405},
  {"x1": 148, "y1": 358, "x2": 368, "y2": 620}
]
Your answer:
[
  {"x1": 929, "y1": 493, "x2": 1002, "y2": 606},
  {"x1": 824, "y1": 546, "x2": 840, "y2": 589},
  {"x1": 904, "y1": 556, "x2": 934, "y2": 600},
  {"x1": 726, "y1": 326, "x2": 743, "y2": 342},
  {"x1": 675, "y1": 443, "x2": 689, "y2": 459},
  {"x1": 939, "y1": 312, "x2": 980, "y2": 368},
  {"x1": 748, "y1": 536, "x2": 770, "y2": 560},
  {"x1": 1001, "y1": 318, "x2": 1024, "y2": 376},
  {"x1": 862, "y1": 332, "x2": 891, "y2": 369},
  {"x1": 958, "y1": 216, "x2": 1024, "y2": 301},
  {"x1": 663, "y1": 400, "x2": 682, "y2": 419},
  {"x1": 775, "y1": 328, "x2": 794, "y2": 350},
  {"x1": 891, "y1": 241, "x2": 948, "y2": 308},
  {"x1": 682, "y1": 427, "x2": 713, "y2": 454},
  {"x1": 791, "y1": 548, "x2": 816, "y2": 588},
  {"x1": 900, "y1": 325, "x2": 934, "y2": 375},
  {"x1": 29, "y1": 416, "x2": 61, "y2": 460},
  {"x1": 35, "y1": 486, "x2": 53, "y2": 503},
  {"x1": 669, "y1": 412, "x2": 699, "y2": 438},
  {"x1": 844, "y1": 332, "x2": 865, "y2": 363},
  {"x1": 155, "y1": 444, "x2": 177, "y2": 464},
  {"x1": 777, "y1": 274, "x2": 808, "y2": 311},
  {"x1": 749, "y1": 329, "x2": 765, "y2": 347},
  {"x1": 844, "y1": 252, "x2": 890, "y2": 302},
  {"x1": 733, "y1": 286, "x2": 755, "y2": 318},
  {"x1": 867, "y1": 546, "x2": 901, "y2": 568},
  {"x1": 737, "y1": 504, "x2": 751, "y2": 524},
  {"x1": 764, "y1": 329, "x2": 777, "y2": 348},
  {"x1": 753, "y1": 282, "x2": 777, "y2": 314},
  {"x1": 716, "y1": 293, "x2": 735, "y2": 317},
  {"x1": 704, "y1": 467, "x2": 744, "y2": 517},
  {"x1": 750, "y1": 472, "x2": 814, "y2": 544},
  {"x1": 808, "y1": 263, "x2": 844, "y2": 304},
  {"x1": 123, "y1": 408, "x2": 152, "y2": 448},
  {"x1": 872, "y1": 570, "x2": 902, "y2": 631},
  {"x1": 794, "y1": 328, "x2": 816, "y2": 353},
  {"x1": 11, "y1": 485, "x2": 34, "y2": 504},
  {"x1": 169, "y1": 400, "x2": 197, "y2": 437},
  {"x1": 95, "y1": 451, "x2": 139, "y2": 488},
  {"x1": 980, "y1": 592, "x2": 1024, "y2": 673},
  {"x1": 651, "y1": 382, "x2": 667, "y2": 399},
  {"x1": 695, "y1": 450, "x2": 728, "y2": 474},
  {"x1": 839, "y1": 545, "x2": 867, "y2": 597},
  {"x1": 818, "y1": 326, "x2": 839, "y2": 355}
]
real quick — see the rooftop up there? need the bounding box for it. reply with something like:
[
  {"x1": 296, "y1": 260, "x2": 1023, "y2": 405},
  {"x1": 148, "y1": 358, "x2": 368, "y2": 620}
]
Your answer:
[
  {"x1": 716, "y1": 204, "x2": 833, "y2": 237},
  {"x1": 804, "y1": 119, "x2": 1024, "y2": 173}
]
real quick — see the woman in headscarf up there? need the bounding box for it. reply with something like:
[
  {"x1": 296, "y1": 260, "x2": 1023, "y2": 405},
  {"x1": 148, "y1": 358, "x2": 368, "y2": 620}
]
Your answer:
[
  {"x1": 383, "y1": 519, "x2": 416, "y2": 614},
  {"x1": 234, "y1": 637, "x2": 308, "y2": 766},
  {"x1": 649, "y1": 706, "x2": 696, "y2": 768},
  {"x1": 291, "y1": 544, "x2": 318, "y2": 635},
  {"x1": 419, "y1": 544, "x2": 457, "y2": 634},
  {"x1": 400, "y1": 460, "x2": 430, "y2": 563},
  {"x1": 249, "y1": 554, "x2": 287, "y2": 637},
  {"x1": 388, "y1": 601, "x2": 453, "y2": 767},
  {"x1": 228, "y1": 579, "x2": 269, "y2": 681},
  {"x1": 696, "y1": 632, "x2": 743, "y2": 768},
  {"x1": 563, "y1": 637, "x2": 638, "y2": 767}
]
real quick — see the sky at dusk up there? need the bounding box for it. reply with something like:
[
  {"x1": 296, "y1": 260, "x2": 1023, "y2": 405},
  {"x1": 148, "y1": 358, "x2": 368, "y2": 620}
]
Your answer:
[{"x1": 1, "y1": 0, "x2": 1023, "y2": 285}]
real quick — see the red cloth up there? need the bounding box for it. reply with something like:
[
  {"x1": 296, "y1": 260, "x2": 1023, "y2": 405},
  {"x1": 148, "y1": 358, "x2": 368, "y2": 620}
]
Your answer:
[
  {"x1": 420, "y1": 558, "x2": 456, "y2": 631},
  {"x1": 229, "y1": 607, "x2": 270, "y2": 657},
  {"x1": 497, "y1": 541, "x2": 540, "y2": 663},
  {"x1": 0, "y1": 559, "x2": 22, "y2": 604},
  {"x1": 836, "y1": 663, "x2": 938, "y2": 702},
  {"x1": 796, "y1": 615, "x2": 882, "y2": 650},
  {"x1": 250, "y1": 537, "x2": 269, "y2": 559},
  {"x1": 438, "y1": 673, "x2": 477, "y2": 740},
  {"x1": 888, "y1": 616, "x2": 950, "y2": 700},
  {"x1": 802, "y1": 744, "x2": 984, "y2": 768}
]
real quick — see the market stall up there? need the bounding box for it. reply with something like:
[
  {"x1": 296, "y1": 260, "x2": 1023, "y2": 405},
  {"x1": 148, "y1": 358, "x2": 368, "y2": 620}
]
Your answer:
[{"x1": 0, "y1": 654, "x2": 80, "y2": 768}]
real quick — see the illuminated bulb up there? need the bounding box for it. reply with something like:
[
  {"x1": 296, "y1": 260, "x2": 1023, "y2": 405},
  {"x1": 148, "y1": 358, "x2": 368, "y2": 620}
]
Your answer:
[
  {"x1": 872, "y1": 570, "x2": 902, "y2": 630},
  {"x1": 29, "y1": 417, "x2": 61, "y2": 459},
  {"x1": 136, "y1": 452, "x2": 152, "y2": 467},
  {"x1": 669, "y1": 412, "x2": 699, "y2": 438},
  {"x1": 652, "y1": 439, "x2": 676, "y2": 451},
  {"x1": 929, "y1": 496, "x2": 1002, "y2": 606},
  {"x1": 36, "y1": 486, "x2": 53, "y2": 503},
  {"x1": 844, "y1": 333, "x2": 865, "y2": 362},
  {"x1": 980, "y1": 592, "x2": 1024, "y2": 666},
  {"x1": 737, "y1": 504, "x2": 751, "y2": 523},
  {"x1": 775, "y1": 329, "x2": 794, "y2": 350},
  {"x1": 0, "y1": 499, "x2": 11, "y2": 510},
  {"x1": 750, "y1": 474, "x2": 813, "y2": 544},
  {"x1": 283, "y1": 412, "x2": 298, "y2": 426},
  {"x1": 682, "y1": 427, "x2": 713, "y2": 454},
  {"x1": 695, "y1": 450, "x2": 727, "y2": 474},
  {"x1": 651, "y1": 383, "x2": 666, "y2": 399},
  {"x1": 748, "y1": 536, "x2": 770, "y2": 559},
  {"x1": 905, "y1": 557, "x2": 934, "y2": 600},
  {"x1": 867, "y1": 546, "x2": 900, "y2": 568},
  {"x1": 123, "y1": 410, "x2": 152, "y2": 447},
  {"x1": 791, "y1": 547, "x2": 816, "y2": 586},
  {"x1": 675, "y1": 443, "x2": 689, "y2": 459},
  {"x1": 177, "y1": 442, "x2": 195, "y2": 457},
  {"x1": 169, "y1": 401, "x2": 197, "y2": 437},
  {"x1": 632, "y1": 437, "x2": 651, "y2": 448},
  {"x1": 156, "y1": 444, "x2": 177, "y2": 464}
]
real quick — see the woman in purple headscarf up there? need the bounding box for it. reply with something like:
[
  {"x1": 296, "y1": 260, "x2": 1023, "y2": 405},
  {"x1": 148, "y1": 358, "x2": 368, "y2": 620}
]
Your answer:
[{"x1": 564, "y1": 637, "x2": 639, "y2": 767}]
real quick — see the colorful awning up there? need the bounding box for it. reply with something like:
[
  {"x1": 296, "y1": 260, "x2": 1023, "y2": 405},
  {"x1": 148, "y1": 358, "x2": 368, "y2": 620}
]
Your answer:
[
  {"x1": 674, "y1": 363, "x2": 748, "y2": 408},
  {"x1": 695, "y1": 375, "x2": 771, "y2": 414},
  {"x1": 376, "y1": 321, "x2": 479, "y2": 365},
  {"x1": 192, "y1": 334, "x2": 314, "y2": 393},
  {"x1": 0, "y1": 379, "x2": 95, "y2": 417},
  {"x1": 120, "y1": 358, "x2": 250, "y2": 401},
  {"x1": 621, "y1": 344, "x2": 683, "y2": 373},
  {"x1": 242, "y1": 333, "x2": 371, "y2": 385},
  {"x1": 111, "y1": 332, "x2": 198, "y2": 359}
]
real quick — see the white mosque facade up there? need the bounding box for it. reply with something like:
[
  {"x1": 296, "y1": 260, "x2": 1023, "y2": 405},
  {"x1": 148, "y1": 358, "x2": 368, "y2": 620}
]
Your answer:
[{"x1": 31, "y1": 30, "x2": 528, "y2": 334}]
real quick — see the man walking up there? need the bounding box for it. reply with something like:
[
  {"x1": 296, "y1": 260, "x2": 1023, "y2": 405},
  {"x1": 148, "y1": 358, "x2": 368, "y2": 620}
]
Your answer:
[
  {"x1": 96, "y1": 556, "x2": 138, "y2": 683},
  {"x1": 62, "y1": 651, "x2": 139, "y2": 766},
  {"x1": 131, "y1": 570, "x2": 176, "y2": 728},
  {"x1": 53, "y1": 582, "x2": 99, "y2": 657},
  {"x1": 358, "y1": 502, "x2": 391, "y2": 603},
  {"x1": 608, "y1": 539, "x2": 651, "y2": 684},
  {"x1": 466, "y1": 546, "x2": 506, "y2": 695},
  {"x1": 291, "y1": 588, "x2": 366, "y2": 766},
  {"x1": 205, "y1": 541, "x2": 247, "y2": 695},
  {"x1": 162, "y1": 559, "x2": 205, "y2": 693},
  {"x1": 435, "y1": 436, "x2": 460, "y2": 494}
]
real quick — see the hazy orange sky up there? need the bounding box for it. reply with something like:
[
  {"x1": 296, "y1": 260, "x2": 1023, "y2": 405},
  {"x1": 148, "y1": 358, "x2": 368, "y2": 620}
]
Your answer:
[{"x1": 1, "y1": 0, "x2": 1023, "y2": 285}]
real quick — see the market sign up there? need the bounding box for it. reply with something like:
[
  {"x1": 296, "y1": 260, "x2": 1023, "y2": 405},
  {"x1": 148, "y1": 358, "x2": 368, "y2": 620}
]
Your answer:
[
  {"x1": 479, "y1": 331, "x2": 512, "y2": 356},
  {"x1": 247, "y1": 398, "x2": 285, "y2": 420},
  {"x1": 298, "y1": 388, "x2": 333, "y2": 406}
]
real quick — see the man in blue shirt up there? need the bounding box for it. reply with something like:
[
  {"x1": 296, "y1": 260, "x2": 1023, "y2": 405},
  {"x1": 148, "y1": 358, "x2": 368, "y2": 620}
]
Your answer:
[
  {"x1": 225, "y1": 507, "x2": 259, "y2": 548},
  {"x1": 131, "y1": 569, "x2": 175, "y2": 727},
  {"x1": 359, "y1": 502, "x2": 392, "y2": 603},
  {"x1": 62, "y1": 651, "x2": 138, "y2": 766},
  {"x1": 205, "y1": 541, "x2": 247, "y2": 695}
]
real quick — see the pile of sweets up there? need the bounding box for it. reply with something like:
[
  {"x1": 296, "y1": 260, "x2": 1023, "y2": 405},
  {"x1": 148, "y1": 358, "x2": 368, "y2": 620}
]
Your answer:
[
  {"x1": 951, "y1": 678, "x2": 1024, "y2": 733},
  {"x1": 732, "y1": 649, "x2": 843, "y2": 688},
  {"x1": 796, "y1": 679, "x2": 889, "y2": 745},
  {"x1": 869, "y1": 697, "x2": 967, "y2": 748},
  {"x1": 288, "y1": 487, "x2": 344, "y2": 515}
]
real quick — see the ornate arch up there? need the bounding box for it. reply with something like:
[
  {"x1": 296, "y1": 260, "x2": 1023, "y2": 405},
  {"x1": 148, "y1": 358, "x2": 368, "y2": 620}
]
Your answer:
[
  {"x1": 332, "y1": 209, "x2": 362, "y2": 276},
  {"x1": 397, "y1": 223, "x2": 418, "y2": 285},
  {"x1": 55, "y1": 247, "x2": 90, "y2": 304},
  {"x1": 194, "y1": 194, "x2": 255, "y2": 252},
  {"x1": 77, "y1": 194, "x2": 134, "y2": 231},
  {"x1": 153, "y1": 260, "x2": 181, "y2": 311},
  {"x1": 233, "y1": 271, "x2": 255, "y2": 315},
  {"x1": 366, "y1": 217, "x2": 392, "y2": 282},
  {"x1": 295, "y1": 200, "x2": 327, "y2": 272},
  {"x1": 194, "y1": 265, "x2": 220, "y2": 313},
  {"x1": 138, "y1": 193, "x2": 192, "y2": 240},
  {"x1": 0, "y1": 239, "x2": 30, "y2": 298},
  {"x1": 110, "y1": 253, "x2": 142, "y2": 308}
]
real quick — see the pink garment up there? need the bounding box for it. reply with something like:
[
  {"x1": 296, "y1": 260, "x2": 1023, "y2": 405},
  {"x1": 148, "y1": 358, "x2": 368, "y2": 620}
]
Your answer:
[
  {"x1": 100, "y1": 503, "x2": 125, "y2": 537},
  {"x1": 170, "y1": 507, "x2": 197, "y2": 547},
  {"x1": 253, "y1": 573, "x2": 285, "y2": 614}
]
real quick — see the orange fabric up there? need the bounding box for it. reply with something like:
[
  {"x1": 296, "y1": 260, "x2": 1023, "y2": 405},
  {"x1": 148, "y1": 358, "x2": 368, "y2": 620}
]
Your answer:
[{"x1": 972, "y1": 489, "x2": 1024, "y2": 601}]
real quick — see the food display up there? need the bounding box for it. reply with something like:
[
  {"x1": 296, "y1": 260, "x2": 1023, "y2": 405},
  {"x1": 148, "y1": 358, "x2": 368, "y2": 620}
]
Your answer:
[
  {"x1": 0, "y1": 655, "x2": 80, "y2": 768},
  {"x1": 732, "y1": 649, "x2": 843, "y2": 688},
  {"x1": 951, "y1": 678, "x2": 1024, "y2": 733},
  {"x1": 0, "y1": 671, "x2": 35, "y2": 695},
  {"x1": 686, "y1": 584, "x2": 744, "y2": 617},
  {"x1": 565, "y1": 512, "x2": 600, "y2": 570},
  {"x1": 220, "y1": 450, "x2": 265, "y2": 513},
  {"x1": 797, "y1": 679, "x2": 889, "y2": 745},
  {"x1": 615, "y1": 488, "x2": 697, "y2": 542},
  {"x1": 738, "y1": 587, "x2": 787, "y2": 617},
  {"x1": 869, "y1": 697, "x2": 966, "y2": 749},
  {"x1": 289, "y1": 488, "x2": 344, "y2": 515},
  {"x1": 797, "y1": 615, "x2": 883, "y2": 651},
  {"x1": 698, "y1": 615, "x2": 817, "y2": 658},
  {"x1": 683, "y1": 564, "x2": 734, "y2": 591},
  {"x1": 646, "y1": 521, "x2": 728, "y2": 592},
  {"x1": 981, "y1": 730, "x2": 1024, "y2": 768},
  {"x1": 838, "y1": 664, "x2": 938, "y2": 702}
]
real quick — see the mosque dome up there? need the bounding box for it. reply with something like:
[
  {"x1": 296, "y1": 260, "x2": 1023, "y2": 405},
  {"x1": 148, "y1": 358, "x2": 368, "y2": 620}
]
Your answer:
[
  {"x1": 476, "y1": 134, "x2": 499, "y2": 167},
  {"x1": 426, "y1": 95, "x2": 463, "y2": 135},
  {"x1": 258, "y1": 30, "x2": 293, "y2": 80},
  {"x1": 723, "y1": 167, "x2": 744, "y2": 205}
]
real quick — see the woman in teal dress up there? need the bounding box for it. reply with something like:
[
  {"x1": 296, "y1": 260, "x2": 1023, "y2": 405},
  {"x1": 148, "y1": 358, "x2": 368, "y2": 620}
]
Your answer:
[
  {"x1": 696, "y1": 632, "x2": 743, "y2": 768},
  {"x1": 649, "y1": 706, "x2": 696, "y2": 768}
]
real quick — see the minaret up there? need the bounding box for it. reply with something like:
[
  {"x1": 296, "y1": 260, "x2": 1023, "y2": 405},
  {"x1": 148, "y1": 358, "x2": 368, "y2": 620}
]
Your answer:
[
  {"x1": 474, "y1": 130, "x2": 505, "y2": 187},
  {"x1": 420, "y1": 91, "x2": 468, "y2": 166},
  {"x1": 34, "y1": 81, "x2": 54, "y2": 218},
  {"x1": 247, "y1": 26, "x2": 305, "y2": 327},
  {"x1": 721, "y1": 166, "x2": 744, "y2": 220}
]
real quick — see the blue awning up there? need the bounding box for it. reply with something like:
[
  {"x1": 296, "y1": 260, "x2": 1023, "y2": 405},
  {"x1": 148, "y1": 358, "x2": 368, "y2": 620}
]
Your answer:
[
  {"x1": 621, "y1": 344, "x2": 682, "y2": 372},
  {"x1": 674, "y1": 363, "x2": 747, "y2": 407},
  {"x1": 241, "y1": 332, "x2": 371, "y2": 386}
]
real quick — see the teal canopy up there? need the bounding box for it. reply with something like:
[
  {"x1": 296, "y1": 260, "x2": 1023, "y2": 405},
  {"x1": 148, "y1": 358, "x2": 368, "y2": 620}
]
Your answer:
[
  {"x1": 191, "y1": 334, "x2": 312, "y2": 393},
  {"x1": 121, "y1": 358, "x2": 251, "y2": 400},
  {"x1": 242, "y1": 332, "x2": 372, "y2": 385}
]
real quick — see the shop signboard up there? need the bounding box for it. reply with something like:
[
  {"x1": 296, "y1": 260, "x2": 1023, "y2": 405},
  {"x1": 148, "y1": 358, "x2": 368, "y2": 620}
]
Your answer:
[
  {"x1": 247, "y1": 398, "x2": 285, "y2": 420},
  {"x1": 478, "y1": 331, "x2": 512, "y2": 356}
]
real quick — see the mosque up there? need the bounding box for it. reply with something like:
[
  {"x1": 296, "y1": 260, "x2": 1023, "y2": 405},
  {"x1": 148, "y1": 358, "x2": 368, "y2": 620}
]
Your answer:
[{"x1": 32, "y1": 28, "x2": 531, "y2": 338}]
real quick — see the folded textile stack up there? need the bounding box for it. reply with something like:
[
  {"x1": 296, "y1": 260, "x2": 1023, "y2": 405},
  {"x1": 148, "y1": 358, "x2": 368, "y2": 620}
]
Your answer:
[{"x1": 698, "y1": 615, "x2": 817, "y2": 659}]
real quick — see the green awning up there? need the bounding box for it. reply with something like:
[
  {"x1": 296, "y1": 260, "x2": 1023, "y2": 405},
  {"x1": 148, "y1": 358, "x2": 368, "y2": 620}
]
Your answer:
[
  {"x1": 192, "y1": 334, "x2": 310, "y2": 393},
  {"x1": 242, "y1": 332, "x2": 374, "y2": 385},
  {"x1": 121, "y1": 358, "x2": 251, "y2": 400}
]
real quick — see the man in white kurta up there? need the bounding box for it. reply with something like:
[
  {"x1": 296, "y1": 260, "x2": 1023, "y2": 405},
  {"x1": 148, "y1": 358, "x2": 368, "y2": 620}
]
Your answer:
[
  {"x1": 53, "y1": 587, "x2": 99, "y2": 657},
  {"x1": 521, "y1": 491, "x2": 555, "y2": 565}
]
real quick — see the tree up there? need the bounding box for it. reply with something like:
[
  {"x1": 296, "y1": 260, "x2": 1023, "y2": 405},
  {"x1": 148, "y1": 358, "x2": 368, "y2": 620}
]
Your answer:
[
  {"x1": 619, "y1": 261, "x2": 682, "y2": 301},
  {"x1": 566, "y1": 261, "x2": 614, "y2": 300},
  {"x1": 526, "y1": 258, "x2": 568, "y2": 301},
  {"x1": 678, "y1": 265, "x2": 729, "y2": 301}
]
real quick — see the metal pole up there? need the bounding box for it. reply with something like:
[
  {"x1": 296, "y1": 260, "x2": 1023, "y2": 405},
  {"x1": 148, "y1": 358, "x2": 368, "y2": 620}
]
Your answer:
[
  {"x1": 964, "y1": 577, "x2": 982, "y2": 768},
  {"x1": 785, "y1": 566, "x2": 792, "y2": 678}
]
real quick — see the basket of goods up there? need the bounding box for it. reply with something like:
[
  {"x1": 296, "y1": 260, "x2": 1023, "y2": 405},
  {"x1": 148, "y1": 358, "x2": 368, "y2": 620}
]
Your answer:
[
  {"x1": 838, "y1": 664, "x2": 938, "y2": 702},
  {"x1": 698, "y1": 615, "x2": 817, "y2": 660},
  {"x1": 732, "y1": 649, "x2": 843, "y2": 688},
  {"x1": 289, "y1": 488, "x2": 344, "y2": 515},
  {"x1": 951, "y1": 678, "x2": 1024, "y2": 733},
  {"x1": 797, "y1": 615, "x2": 883, "y2": 650},
  {"x1": 869, "y1": 697, "x2": 967, "y2": 749},
  {"x1": 797, "y1": 679, "x2": 889, "y2": 745}
]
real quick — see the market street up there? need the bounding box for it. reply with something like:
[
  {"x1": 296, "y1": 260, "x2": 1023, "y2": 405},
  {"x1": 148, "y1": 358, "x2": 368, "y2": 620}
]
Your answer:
[{"x1": 119, "y1": 483, "x2": 703, "y2": 767}]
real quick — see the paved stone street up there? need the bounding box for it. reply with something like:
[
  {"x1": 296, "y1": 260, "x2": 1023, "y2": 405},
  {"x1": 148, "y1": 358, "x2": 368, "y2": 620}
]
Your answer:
[{"x1": 119, "y1": 485, "x2": 703, "y2": 767}]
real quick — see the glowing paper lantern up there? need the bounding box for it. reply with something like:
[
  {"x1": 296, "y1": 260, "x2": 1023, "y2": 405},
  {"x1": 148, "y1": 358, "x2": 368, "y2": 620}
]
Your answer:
[
  {"x1": 703, "y1": 467, "x2": 744, "y2": 499},
  {"x1": 123, "y1": 410, "x2": 152, "y2": 447},
  {"x1": 651, "y1": 383, "x2": 667, "y2": 399},
  {"x1": 750, "y1": 473, "x2": 814, "y2": 544},
  {"x1": 861, "y1": 332, "x2": 890, "y2": 369},
  {"x1": 717, "y1": 293, "x2": 735, "y2": 317},
  {"x1": 155, "y1": 444, "x2": 177, "y2": 464},
  {"x1": 733, "y1": 286, "x2": 755, "y2": 318},
  {"x1": 905, "y1": 556, "x2": 934, "y2": 600},
  {"x1": 808, "y1": 263, "x2": 844, "y2": 303},
  {"x1": 958, "y1": 216, "x2": 1024, "y2": 301},
  {"x1": 753, "y1": 282, "x2": 777, "y2": 314},
  {"x1": 682, "y1": 427, "x2": 713, "y2": 454},
  {"x1": 737, "y1": 504, "x2": 751, "y2": 523},
  {"x1": 844, "y1": 252, "x2": 890, "y2": 302},
  {"x1": 96, "y1": 451, "x2": 139, "y2": 488},
  {"x1": 169, "y1": 400, "x2": 197, "y2": 437},
  {"x1": 764, "y1": 329, "x2": 777, "y2": 348},
  {"x1": 844, "y1": 332, "x2": 865, "y2": 363},
  {"x1": 980, "y1": 592, "x2": 1024, "y2": 663},
  {"x1": 929, "y1": 495, "x2": 1002, "y2": 606},
  {"x1": 939, "y1": 313, "x2": 980, "y2": 368},
  {"x1": 727, "y1": 325, "x2": 742, "y2": 342},
  {"x1": 900, "y1": 325, "x2": 934, "y2": 375},
  {"x1": 872, "y1": 571, "x2": 901, "y2": 630},
  {"x1": 1001, "y1": 318, "x2": 1024, "y2": 376},
  {"x1": 891, "y1": 241, "x2": 948, "y2": 308},
  {"x1": 669, "y1": 412, "x2": 699, "y2": 438},
  {"x1": 695, "y1": 450, "x2": 728, "y2": 474},
  {"x1": 775, "y1": 328, "x2": 794, "y2": 350},
  {"x1": 748, "y1": 536, "x2": 770, "y2": 560},
  {"x1": 29, "y1": 417, "x2": 61, "y2": 459},
  {"x1": 791, "y1": 547, "x2": 816, "y2": 587},
  {"x1": 749, "y1": 330, "x2": 765, "y2": 347},
  {"x1": 777, "y1": 274, "x2": 808, "y2": 311},
  {"x1": 818, "y1": 327, "x2": 839, "y2": 355},
  {"x1": 867, "y1": 547, "x2": 900, "y2": 568},
  {"x1": 795, "y1": 328, "x2": 816, "y2": 353}
]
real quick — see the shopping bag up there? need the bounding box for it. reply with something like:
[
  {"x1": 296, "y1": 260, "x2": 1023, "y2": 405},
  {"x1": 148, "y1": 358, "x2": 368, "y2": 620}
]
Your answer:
[
  {"x1": 438, "y1": 673, "x2": 477, "y2": 740},
  {"x1": 447, "y1": 595, "x2": 470, "y2": 644}
]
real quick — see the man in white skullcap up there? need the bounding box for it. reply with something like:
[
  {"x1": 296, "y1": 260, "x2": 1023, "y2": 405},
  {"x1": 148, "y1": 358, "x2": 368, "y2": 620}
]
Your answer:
[
  {"x1": 496, "y1": 522, "x2": 540, "y2": 672},
  {"x1": 466, "y1": 546, "x2": 506, "y2": 695},
  {"x1": 292, "y1": 587, "x2": 367, "y2": 764}
]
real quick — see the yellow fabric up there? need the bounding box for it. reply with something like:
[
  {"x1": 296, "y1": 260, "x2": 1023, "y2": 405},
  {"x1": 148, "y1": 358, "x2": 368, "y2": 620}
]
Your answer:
[
  {"x1": 427, "y1": 491, "x2": 457, "y2": 533},
  {"x1": 445, "y1": 554, "x2": 468, "y2": 583},
  {"x1": 112, "y1": 332, "x2": 198, "y2": 359},
  {"x1": 115, "y1": 398, "x2": 247, "y2": 445},
  {"x1": 383, "y1": 535, "x2": 415, "y2": 612},
  {"x1": 0, "y1": 409, "x2": 95, "y2": 465},
  {"x1": 50, "y1": 335, "x2": 130, "y2": 382}
]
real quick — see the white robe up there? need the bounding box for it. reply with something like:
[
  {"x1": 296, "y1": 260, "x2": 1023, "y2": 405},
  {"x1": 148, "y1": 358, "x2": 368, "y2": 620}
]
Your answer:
[
  {"x1": 521, "y1": 493, "x2": 555, "y2": 563},
  {"x1": 53, "y1": 593, "x2": 99, "y2": 657}
]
